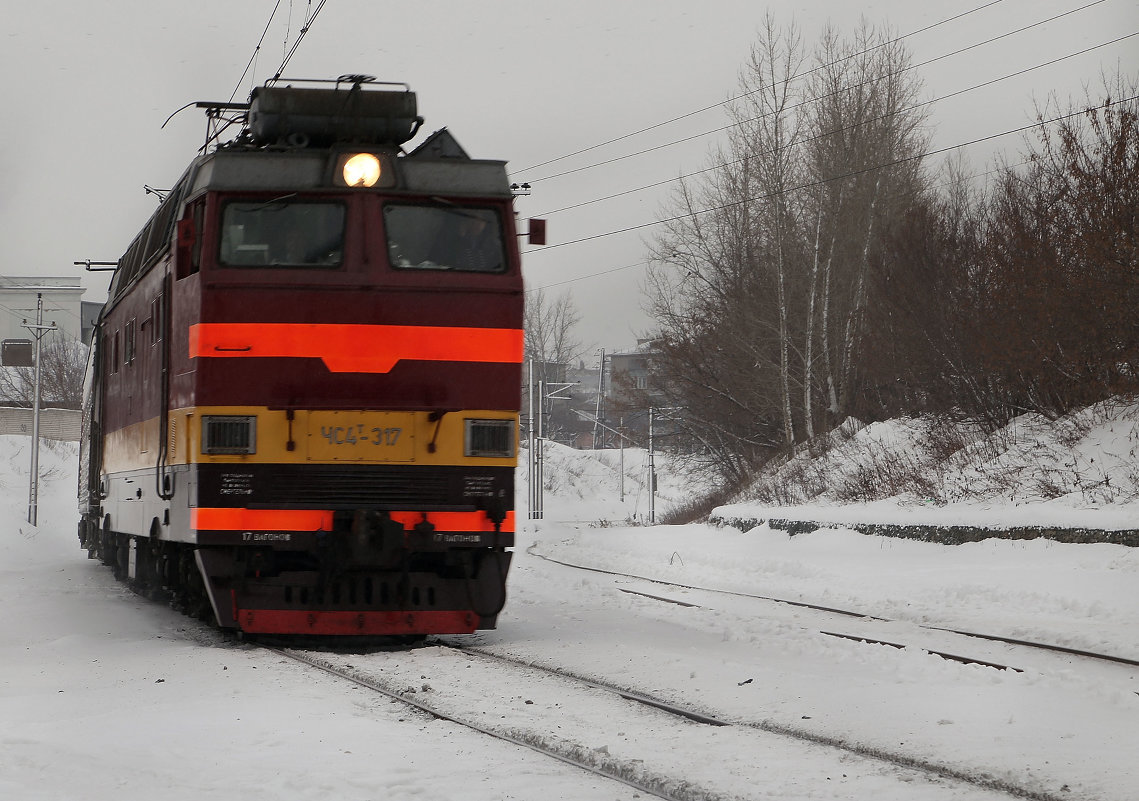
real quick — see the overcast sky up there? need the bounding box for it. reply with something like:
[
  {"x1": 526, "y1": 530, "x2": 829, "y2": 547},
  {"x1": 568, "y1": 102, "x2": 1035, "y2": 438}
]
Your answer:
[{"x1": 3, "y1": 1, "x2": 1136, "y2": 355}]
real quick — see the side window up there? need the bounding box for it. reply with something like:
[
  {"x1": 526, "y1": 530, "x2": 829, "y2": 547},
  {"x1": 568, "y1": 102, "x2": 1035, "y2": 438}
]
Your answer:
[
  {"x1": 124, "y1": 320, "x2": 136, "y2": 366},
  {"x1": 191, "y1": 202, "x2": 204, "y2": 271},
  {"x1": 176, "y1": 200, "x2": 204, "y2": 280},
  {"x1": 150, "y1": 296, "x2": 163, "y2": 344},
  {"x1": 109, "y1": 332, "x2": 120, "y2": 375}
]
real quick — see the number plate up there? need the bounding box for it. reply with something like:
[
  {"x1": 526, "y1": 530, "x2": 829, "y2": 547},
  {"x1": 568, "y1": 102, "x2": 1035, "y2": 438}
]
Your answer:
[{"x1": 307, "y1": 412, "x2": 415, "y2": 462}]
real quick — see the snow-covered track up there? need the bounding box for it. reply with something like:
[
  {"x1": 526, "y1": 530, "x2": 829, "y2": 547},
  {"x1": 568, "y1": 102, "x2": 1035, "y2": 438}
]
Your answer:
[
  {"x1": 531, "y1": 546, "x2": 1139, "y2": 670},
  {"x1": 266, "y1": 641, "x2": 1048, "y2": 801},
  {"x1": 438, "y1": 642, "x2": 1080, "y2": 801},
  {"x1": 266, "y1": 645, "x2": 737, "y2": 801}
]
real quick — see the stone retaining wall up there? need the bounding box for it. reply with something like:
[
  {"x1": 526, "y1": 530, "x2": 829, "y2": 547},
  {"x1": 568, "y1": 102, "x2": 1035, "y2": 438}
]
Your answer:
[{"x1": 714, "y1": 515, "x2": 1139, "y2": 547}]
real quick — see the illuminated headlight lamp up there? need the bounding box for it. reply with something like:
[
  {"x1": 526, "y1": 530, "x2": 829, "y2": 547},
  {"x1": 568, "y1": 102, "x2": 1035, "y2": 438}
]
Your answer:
[{"x1": 341, "y1": 152, "x2": 382, "y2": 187}]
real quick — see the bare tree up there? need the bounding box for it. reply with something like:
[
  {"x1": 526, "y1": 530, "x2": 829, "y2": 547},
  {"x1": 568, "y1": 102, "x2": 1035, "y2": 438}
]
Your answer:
[
  {"x1": 0, "y1": 334, "x2": 88, "y2": 409},
  {"x1": 731, "y1": 14, "x2": 807, "y2": 450},
  {"x1": 803, "y1": 19, "x2": 930, "y2": 426},
  {"x1": 523, "y1": 288, "x2": 585, "y2": 442},
  {"x1": 645, "y1": 17, "x2": 931, "y2": 475},
  {"x1": 967, "y1": 73, "x2": 1139, "y2": 419},
  {"x1": 523, "y1": 288, "x2": 584, "y2": 381}
]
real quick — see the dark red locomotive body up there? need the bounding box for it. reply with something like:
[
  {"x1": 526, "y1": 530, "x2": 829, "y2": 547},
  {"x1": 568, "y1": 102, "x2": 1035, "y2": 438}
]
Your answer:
[{"x1": 79, "y1": 79, "x2": 523, "y2": 637}]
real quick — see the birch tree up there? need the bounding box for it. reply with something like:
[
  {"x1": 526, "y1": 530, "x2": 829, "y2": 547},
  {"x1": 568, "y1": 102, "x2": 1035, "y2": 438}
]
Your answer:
[{"x1": 645, "y1": 17, "x2": 932, "y2": 473}]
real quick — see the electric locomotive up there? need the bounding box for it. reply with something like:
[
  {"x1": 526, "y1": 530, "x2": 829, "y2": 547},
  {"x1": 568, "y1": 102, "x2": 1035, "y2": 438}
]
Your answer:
[{"x1": 78, "y1": 77, "x2": 525, "y2": 637}]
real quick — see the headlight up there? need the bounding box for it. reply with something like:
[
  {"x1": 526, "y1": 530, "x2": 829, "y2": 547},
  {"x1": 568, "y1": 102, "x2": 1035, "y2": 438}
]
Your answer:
[{"x1": 341, "y1": 153, "x2": 382, "y2": 187}]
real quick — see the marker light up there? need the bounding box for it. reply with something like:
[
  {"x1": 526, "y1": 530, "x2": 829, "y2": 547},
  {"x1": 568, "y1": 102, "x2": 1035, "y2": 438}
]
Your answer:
[{"x1": 342, "y1": 153, "x2": 382, "y2": 187}]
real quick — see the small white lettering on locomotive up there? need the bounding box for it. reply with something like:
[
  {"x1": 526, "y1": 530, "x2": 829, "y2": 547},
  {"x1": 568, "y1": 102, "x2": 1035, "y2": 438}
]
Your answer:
[
  {"x1": 462, "y1": 476, "x2": 496, "y2": 498},
  {"x1": 241, "y1": 531, "x2": 292, "y2": 542},
  {"x1": 434, "y1": 533, "x2": 484, "y2": 544},
  {"x1": 220, "y1": 473, "x2": 254, "y2": 495}
]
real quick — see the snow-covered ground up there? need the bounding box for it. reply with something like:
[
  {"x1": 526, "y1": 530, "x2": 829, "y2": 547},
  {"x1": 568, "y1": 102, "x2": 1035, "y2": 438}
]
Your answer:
[
  {"x1": 713, "y1": 398, "x2": 1139, "y2": 531},
  {"x1": 2, "y1": 419, "x2": 1136, "y2": 800}
]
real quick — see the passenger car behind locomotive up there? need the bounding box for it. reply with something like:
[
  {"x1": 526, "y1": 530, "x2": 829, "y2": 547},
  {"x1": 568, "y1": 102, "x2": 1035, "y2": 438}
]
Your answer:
[{"x1": 78, "y1": 77, "x2": 523, "y2": 637}]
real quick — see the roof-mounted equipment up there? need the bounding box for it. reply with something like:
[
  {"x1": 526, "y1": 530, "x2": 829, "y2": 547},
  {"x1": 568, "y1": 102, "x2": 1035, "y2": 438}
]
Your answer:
[{"x1": 248, "y1": 75, "x2": 423, "y2": 148}]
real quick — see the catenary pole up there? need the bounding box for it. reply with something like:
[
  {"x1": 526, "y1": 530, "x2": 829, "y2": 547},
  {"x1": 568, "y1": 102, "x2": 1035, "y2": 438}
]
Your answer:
[{"x1": 23, "y1": 293, "x2": 56, "y2": 525}]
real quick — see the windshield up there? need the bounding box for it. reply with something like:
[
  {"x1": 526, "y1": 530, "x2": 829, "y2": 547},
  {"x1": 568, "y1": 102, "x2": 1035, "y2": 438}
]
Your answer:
[
  {"x1": 384, "y1": 204, "x2": 506, "y2": 273},
  {"x1": 219, "y1": 200, "x2": 345, "y2": 268}
]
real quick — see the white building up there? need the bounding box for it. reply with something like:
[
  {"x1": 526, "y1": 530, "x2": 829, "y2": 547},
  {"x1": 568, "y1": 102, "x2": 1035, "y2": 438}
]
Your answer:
[{"x1": 0, "y1": 276, "x2": 87, "y2": 344}]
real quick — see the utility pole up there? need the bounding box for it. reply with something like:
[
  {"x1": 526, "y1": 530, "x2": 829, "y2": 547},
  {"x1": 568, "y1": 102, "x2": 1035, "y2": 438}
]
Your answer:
[
  {"x1": 23, "y1": 292, "x2": 57, "y2": 526},
  {"x1": 527, "y1": 360, "x2": 537, "y2": 519},
  {"x1": 527, "y1": 368, "x2": 574, "y2": 521},
  {"x1": 618, "y1": 416, "x2": 624, "y2": 503},
  {"x1": 648, "y1": 406, "x2": 655, "y2": 525},
  {"x1": 593, "y1": 348, "x2": 605, "y2": 448}
]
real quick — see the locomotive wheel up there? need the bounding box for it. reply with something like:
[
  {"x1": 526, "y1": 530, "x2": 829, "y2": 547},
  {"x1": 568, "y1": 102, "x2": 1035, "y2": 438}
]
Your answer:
[
  {"x1": 99, "y1": 522, "x2": 116, "y2": 568},
  {"x1": 135, "y1": 522, "x2": 170, "y2": 602},
  {"x1": 173, "y1": 549, "x2": 212, "y2": 622},
  {"x1": 112, "y1": 534, "x2": 129, "y2": 581},
  {"x1": 79, "y1": 519, "x2": 99, "y2": 560}
]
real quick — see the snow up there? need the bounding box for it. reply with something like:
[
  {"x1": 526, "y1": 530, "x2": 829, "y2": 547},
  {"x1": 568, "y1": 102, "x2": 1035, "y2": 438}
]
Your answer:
[
  {"x1": 2, "y1": 416, "x2": 1137, "y2": 800},
  {"x1": 712, "y1": 399, "x2": 1139, "y2": 531}
]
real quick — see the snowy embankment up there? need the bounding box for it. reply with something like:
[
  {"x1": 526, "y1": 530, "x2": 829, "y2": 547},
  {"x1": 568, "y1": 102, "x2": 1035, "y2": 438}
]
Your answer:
[{"x1": 709, "y1": 398, "x2": 1139, "y2": 540}]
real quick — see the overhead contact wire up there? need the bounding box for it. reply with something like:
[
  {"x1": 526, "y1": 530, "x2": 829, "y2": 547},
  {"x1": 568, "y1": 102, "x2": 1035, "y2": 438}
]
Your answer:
[
  {"x1": 523, "y1": 157, "x2": 1034, "y2": 293},
  {"x1": 512, "y1": 0, "x2": 1013, "y2": 175},
  {"x1": 530, "y1": 29, "x2": 1138, "y2": 218},
  {"x1": 524, "y1": 94, "x2": 1139, "y2": 254},
  {"x1": 228, "y1": 0, "x2": 284, "y2": 104},
  {"x1": 523, "y1": 0, "x2": 1109, "y2": 186}
]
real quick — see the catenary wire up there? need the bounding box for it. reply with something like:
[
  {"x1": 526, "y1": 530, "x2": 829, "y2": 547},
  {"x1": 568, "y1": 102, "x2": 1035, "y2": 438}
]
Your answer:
[
  {"x1": 228, "y1": 0, "x2": 284, "y2": 105},
  {"x1": 522, "y1": 0, "x2": 1110, "y2": 185},
  {"x1": 272, "y1": 0, "x2": 328, "y2": 81},
  {"x1": 522, "y1": 93, "x2": 1138, "y2": 256},
  {"x1": 512, "y1": 0, "x2": 1012, "y2": 175},
  {"x1": 528, "y1": 30, "x2": 1138, "y2": 219},
  {"x1": 524, "y1": 157, "x2": 1029, "y2": 294}
]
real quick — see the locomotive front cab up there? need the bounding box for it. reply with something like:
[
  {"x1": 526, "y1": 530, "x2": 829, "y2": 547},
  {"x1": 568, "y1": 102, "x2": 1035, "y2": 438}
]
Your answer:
[{"x1": 86, "y1": 79, "x2": 525, "y2": 638}]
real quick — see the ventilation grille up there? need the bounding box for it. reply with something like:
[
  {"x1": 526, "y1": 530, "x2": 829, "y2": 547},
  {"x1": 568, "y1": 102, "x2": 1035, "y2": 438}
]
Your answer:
[
  {"x1": 256, "y1": 468, "x2": 448, "y2": 507},
  {"x1": 464, "y1": 419, "x2": 515, "y2": 458},
  {"x1": 202, "y1": 416, "x2": 256, "y2": 455}
]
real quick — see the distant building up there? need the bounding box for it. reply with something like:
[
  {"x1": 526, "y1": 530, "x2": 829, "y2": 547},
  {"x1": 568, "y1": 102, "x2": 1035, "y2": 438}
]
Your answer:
[
  {"x1": 0, "y1": 276, "x2": 87, "y2": 344},
  {"x1": 520, "y1": 341, "x2": 673, "y2": 449},
  {"x1": 601, "y1": 340, "x2": 663, "y2": 445}
]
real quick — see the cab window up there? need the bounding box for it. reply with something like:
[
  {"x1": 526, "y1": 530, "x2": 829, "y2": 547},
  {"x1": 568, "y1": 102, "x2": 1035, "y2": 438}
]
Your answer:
[
  {"x1": 384, "y1": 204, "x2": 505, "y2": 273},
  {"x1": 219, "y1": 200, "x2": 345, "y2": 268}
]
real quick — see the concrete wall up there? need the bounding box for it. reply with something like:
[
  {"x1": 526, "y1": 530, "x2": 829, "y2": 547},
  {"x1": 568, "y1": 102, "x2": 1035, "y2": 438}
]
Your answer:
[{"x1": 0, "y1": 407, "x2": 81, "y2": 441}]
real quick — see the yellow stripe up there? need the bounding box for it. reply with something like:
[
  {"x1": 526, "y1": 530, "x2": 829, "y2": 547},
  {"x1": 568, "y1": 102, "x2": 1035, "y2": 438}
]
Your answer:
[{"x1": 164, "y1": 407, "x2": 517, "y2": 466}]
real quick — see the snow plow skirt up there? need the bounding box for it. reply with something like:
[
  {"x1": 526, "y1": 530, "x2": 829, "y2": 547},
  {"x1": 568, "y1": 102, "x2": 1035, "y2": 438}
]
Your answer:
[{"x1": 236, "y1": 609, "x2": 481, "y2": 636}]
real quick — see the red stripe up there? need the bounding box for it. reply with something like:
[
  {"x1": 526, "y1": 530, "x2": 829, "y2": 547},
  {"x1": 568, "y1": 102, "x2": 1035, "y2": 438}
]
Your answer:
[
  {"x1": 193, "y1": 508, "x2": 513, "y2": 533},
  {"x1": 192, "y1": 508, "x2": 334, "y2": 532},
  {"x1": 237, "y1": 609, "x2": 480, "y2": 635},
  {"x1": 189, "y1": 323, "x2": 523, "y2": 373}
]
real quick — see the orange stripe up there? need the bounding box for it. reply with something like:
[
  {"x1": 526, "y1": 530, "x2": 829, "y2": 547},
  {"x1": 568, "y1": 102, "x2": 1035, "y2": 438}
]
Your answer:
[
  {"x1": 191, "y1": 508, "x2": 514, "y2": 533},
  {"x1": 192, "y1": 508, "x2": 334, "y2": 532},
  {"x1": 390, "y1": 511, "x2": 515, "y2": 533},
  {"x1": 189, "y1": 323, "x2": 523, "y2": 373}
]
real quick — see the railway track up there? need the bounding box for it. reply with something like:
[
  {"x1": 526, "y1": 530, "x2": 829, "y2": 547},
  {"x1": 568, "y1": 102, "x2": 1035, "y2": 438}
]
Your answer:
[
  {"x1": 269, "y1": 644, "x2": 739, "y2": 801},
  {"x1": 528, "y1": 545, "x2": 1139, "y2": 673},
  {"x1": 267, "y1": 641, "x2": 1073, "y2": 801}
]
